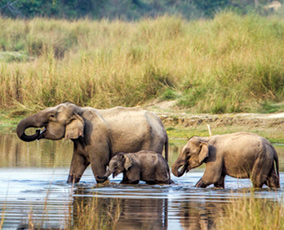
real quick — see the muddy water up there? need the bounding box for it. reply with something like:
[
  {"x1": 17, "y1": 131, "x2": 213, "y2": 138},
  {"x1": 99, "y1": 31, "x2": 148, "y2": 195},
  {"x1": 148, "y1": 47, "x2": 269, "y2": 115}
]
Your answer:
[{"x1": 0, "y1": 133, "x2": 284, "y2": 229}]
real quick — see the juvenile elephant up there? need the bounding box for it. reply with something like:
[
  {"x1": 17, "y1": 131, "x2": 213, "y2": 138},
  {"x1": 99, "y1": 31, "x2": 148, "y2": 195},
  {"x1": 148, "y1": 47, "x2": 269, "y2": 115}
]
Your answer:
[
  {"x1": 97, "y1": 150, "x2": 172, "y2": 184},
  {"x1": 172, "y1": 132, "x2": 280, "y2": 188},
  {"x1": 16, "y1": 103, "x2": 168, "y2": 183}
]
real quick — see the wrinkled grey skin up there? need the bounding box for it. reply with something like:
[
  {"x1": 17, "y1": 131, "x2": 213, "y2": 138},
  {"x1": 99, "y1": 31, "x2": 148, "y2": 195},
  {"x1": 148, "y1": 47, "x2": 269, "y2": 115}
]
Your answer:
[
  {"x1": 172, "y1": 132, "x2": 280, "y2": 189},
  {"x1": 16, "y1": 103, "x2": 168, "y2": 183},
  {"x1": 97, "y1": 150, "x2": 172, "y2": 184}
]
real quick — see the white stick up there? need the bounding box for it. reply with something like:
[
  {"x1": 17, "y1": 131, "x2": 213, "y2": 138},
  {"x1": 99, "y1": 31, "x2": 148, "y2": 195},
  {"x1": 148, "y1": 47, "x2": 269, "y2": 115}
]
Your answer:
[{"x1": 207, "y1": 124, "x2": 212, "y2": 136}]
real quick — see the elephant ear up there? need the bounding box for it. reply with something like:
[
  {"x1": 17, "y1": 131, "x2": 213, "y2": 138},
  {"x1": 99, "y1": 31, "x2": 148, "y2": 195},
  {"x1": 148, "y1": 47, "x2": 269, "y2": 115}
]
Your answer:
[
  {"x1": 65, "y1": 113, "x2": 84, "y2": 139},
  {"x1": 198, "y1": 142, "x2": 209, "y2": 164},
  {"x1": 124, "y1": 154, "x2": 133, "y2": 171}
]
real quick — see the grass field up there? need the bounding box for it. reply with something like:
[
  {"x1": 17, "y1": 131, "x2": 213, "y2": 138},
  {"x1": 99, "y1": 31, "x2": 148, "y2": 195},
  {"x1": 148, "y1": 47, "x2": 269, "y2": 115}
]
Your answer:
[{"x1": 0, "y1": 11, "x2": 284, "y2": 114}]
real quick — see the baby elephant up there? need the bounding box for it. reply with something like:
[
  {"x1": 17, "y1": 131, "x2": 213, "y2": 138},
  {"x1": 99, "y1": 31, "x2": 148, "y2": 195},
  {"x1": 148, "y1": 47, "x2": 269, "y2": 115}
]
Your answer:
[
  {"x1": 97, "y1": 150, "x2": 172, "y2": 184},
  {"x1": 172, "y1": 132, "x2": 280, "y2": 189}
]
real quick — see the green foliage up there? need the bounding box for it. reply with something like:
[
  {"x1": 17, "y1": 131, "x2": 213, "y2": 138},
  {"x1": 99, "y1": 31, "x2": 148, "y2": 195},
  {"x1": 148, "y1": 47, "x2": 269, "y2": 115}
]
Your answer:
[
  {"x1": 0, "y1": 12, "x2": 284, "y2": 113},
  {"x1": 258, "y1": 101, "x2": 284, "y2": 114},
  {"x1": 0, "y1": 0, "x2": 283, "y2": 20},
  {"x1": 161, "y1": 88, "x2": 179, "y2": 101}
]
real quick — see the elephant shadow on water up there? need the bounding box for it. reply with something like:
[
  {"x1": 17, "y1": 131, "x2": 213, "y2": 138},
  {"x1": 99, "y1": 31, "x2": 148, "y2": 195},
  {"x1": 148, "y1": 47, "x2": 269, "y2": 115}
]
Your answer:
[
  {"x1": 71, "y1": 187, "x2": 227, "y2": 230},
  {"x1": 71, "y1": 188, "x2": 169, "y2": 229},
  {"x1": 174, "y1": 199, "x2": 225, "y2": 230}
]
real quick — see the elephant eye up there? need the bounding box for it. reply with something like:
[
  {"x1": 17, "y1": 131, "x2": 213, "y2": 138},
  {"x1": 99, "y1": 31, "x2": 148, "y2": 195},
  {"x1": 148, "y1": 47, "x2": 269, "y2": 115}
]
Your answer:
[{"x1": 49, "y1": 113, "x2": 56, "y2": 119}]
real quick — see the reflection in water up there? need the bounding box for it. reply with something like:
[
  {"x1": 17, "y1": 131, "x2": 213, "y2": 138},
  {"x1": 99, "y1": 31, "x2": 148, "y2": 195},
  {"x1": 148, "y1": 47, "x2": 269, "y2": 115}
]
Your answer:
[
  {"x1": 2, "y1": 133, "x2": 284, "y2": 169},
  {"x1": 173, "y1": 200, "x2": 219, "y2": 230},
  {"x1": 1, "y1": 169, "x2": 283, "y2": 230},
  {"x1": 0, "y1": 133, "x2": 73, "y2": 168},
  {"x1": 69, "y1": 177, "x2": 282, "y2": 230},
  {"x1": 73, "y1": 187, "x2": 169, "y2": 230},
  {"x1": 72, "y1": 185, "x2": 225, "y2": 230},
  {"x1": 0, "y1": 168, "x2": 72, "y2": 229},
  {"x1": 0, "y1": 133, "x2": 185, "y2": 168},
  {"x1": 0, "y1": 133, "x2": 283, "y2": 230}
]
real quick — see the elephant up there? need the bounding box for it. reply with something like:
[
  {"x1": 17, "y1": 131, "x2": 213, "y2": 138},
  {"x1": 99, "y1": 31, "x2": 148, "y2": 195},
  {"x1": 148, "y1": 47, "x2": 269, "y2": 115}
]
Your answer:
[
  {"x1": 97, "y1": 150, "x2": 172, "y2": 184},
  {"x1": 16, "y1": 102, "x2": 168, "y2": 183},
  {"x1": 171, "y1": 132, "x2": 280, "y2": 189}
]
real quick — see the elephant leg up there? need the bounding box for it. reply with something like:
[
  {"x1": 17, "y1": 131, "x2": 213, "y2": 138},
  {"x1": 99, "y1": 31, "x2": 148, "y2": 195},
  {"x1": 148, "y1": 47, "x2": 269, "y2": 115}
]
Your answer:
[
  {"x1": 67, "y1": 153, "x2": 89, "y2": 183},
  {"x1": 251, "y1": 159, "x2": 271, "y2": 188},
  {"x1": 197, "y1": 163, "x2": 223, "y2": 188},
  {"x1": 195, "y1": 178, "x2": 209, "y2": 188},
  {"x1": 120, "y1": 173, "x2": 140, "y2": 184},
  {"x1": 266, "y1": 168, "x2": 280, "y2": 188},
  {"x1": 214, "y1": 176, "x2": 225, "y2": 188},
  {"x1": 120, "y1": 173, "x2": 129, "y2": 184},
  {"x1": 90, "y1": 161, "x2": 107, "y2": 184}
]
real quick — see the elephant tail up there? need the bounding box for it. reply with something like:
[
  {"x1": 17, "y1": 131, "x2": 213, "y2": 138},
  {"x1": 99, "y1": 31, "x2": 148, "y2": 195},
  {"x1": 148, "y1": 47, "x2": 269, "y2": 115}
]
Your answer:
[
  {"x1": 165, "y1": 135, "x2": 168, "y2": 162},
  {"x1": 274, "y1": 152, "x2": 280, "y2": 187}
]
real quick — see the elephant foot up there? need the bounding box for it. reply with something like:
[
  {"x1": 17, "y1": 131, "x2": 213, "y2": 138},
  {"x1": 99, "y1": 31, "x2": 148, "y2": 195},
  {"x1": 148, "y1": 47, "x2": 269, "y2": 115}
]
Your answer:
[
  {"x1": 96, "y1": 176, "x2": 108, "y2": 183},
  {"x1": 67, "y1": 174, "x2": 81, "y2": 183},
  {"x1": 120, "y1": 180, "x2": 139, "y2": 184},
  {"x1": 214, "y1": 180, "x2": 225, "y2": 188},
  {"x1": 195, "y1": 178, "x2": 209, "y2": 188}
]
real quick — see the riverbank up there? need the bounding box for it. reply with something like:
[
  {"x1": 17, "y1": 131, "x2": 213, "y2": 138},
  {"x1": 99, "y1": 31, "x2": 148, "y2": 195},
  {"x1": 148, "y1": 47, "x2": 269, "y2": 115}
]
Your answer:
[
  {"x1": 1, "y1": 107, "x2": 284, "y2": 142},
  {"x1": 159, "y1": 111, "x2": 284, "y2": 142}
]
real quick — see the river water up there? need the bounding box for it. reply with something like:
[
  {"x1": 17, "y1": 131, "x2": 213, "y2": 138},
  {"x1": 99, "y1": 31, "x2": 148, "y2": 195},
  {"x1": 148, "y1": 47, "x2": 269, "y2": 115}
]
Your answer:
[{"x1": 0, "y1": 133, "x2": 283, "y2": 229}]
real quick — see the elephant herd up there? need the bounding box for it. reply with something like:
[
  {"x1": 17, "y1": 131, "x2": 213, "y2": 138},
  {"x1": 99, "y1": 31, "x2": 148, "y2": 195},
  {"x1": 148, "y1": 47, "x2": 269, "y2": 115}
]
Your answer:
[{"x1": 17, "y1": 103, "x2": 280, "y2": 189}]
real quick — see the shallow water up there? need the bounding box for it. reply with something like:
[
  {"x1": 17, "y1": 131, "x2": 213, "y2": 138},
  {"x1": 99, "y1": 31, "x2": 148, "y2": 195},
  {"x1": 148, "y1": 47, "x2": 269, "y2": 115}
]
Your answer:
[{"x1": 0, "y1": 133, "x2": 284, "y2": 229}]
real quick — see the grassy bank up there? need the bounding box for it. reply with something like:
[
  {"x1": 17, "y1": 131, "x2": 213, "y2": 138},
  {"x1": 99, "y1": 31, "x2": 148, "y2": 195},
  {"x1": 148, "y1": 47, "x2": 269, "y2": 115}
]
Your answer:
[{"x1": 0, "y1": 11, "x2": 284, "y2": 114}]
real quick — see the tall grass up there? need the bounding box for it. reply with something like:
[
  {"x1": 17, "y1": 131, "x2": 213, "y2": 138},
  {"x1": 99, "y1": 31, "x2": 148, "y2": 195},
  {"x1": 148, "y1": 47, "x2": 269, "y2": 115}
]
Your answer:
[
  {"x1": 72, "y1": 196, "x2": 120, "y2": 230},
  {"x1": 1, "y1": 12, "x2": 284, "y2": 113},
  {"x1": 215, "y1": 194, "x2": 284, "y2": 230},
  {"x1": 8, "y1": 194, "x2": 121, "y2": 229}
]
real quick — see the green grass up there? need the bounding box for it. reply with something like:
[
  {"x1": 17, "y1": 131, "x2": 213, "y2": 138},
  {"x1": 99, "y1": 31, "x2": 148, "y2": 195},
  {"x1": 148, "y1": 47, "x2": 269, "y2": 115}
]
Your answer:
[{"x1": 0, "y1": 12, "x2": 284, "y2": 114}]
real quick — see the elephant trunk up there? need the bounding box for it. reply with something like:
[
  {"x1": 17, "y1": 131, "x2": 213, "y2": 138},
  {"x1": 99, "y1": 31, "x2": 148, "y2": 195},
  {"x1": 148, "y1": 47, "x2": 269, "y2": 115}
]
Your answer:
[
  {"x1": 96, "y1": 170, "x2": 112, "y2": 183},
  {"x1": 171, "y1": 160, "x2": 188, "y2": 177},
  {"x1": 16, "y1": 113, "x2": 47, "y2": 142}
]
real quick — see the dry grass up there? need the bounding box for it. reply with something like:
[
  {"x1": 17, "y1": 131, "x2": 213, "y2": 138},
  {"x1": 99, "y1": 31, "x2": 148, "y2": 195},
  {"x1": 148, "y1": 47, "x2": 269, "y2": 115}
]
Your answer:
[
  {"x1": 71, "y1": 196, "x2": 121, "y2": 230},
  {"x1": 0, "y1": 12, "x2": 284, "y2": 113},
  {"x1": 215, "y1": 193, "x2": 284, "y2": 230},
  {"x1": 19, "y1": 193, "x2": 121, "y2": 229}
]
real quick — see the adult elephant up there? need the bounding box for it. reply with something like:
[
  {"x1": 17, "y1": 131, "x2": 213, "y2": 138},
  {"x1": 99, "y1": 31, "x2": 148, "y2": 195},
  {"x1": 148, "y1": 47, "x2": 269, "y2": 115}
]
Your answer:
[
  {"x1": 16, "y1": 102, "x2": 168, "y2": 183},
  {"x1": 172, "y1": 132, "x2": 280, "y2": 188}
]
